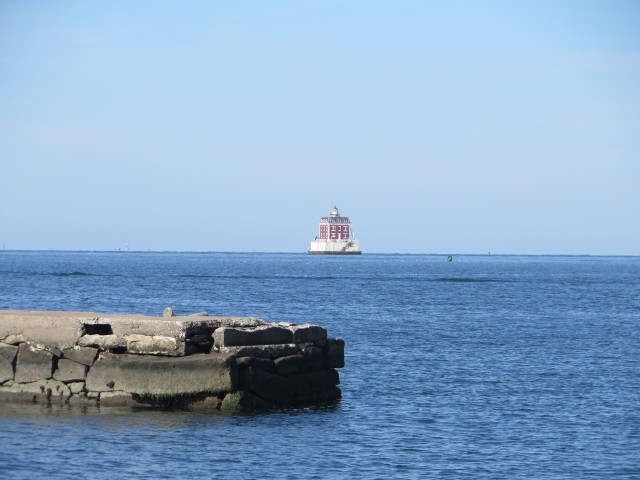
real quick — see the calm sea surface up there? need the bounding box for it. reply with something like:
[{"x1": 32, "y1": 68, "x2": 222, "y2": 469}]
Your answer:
[{"x1": 0, "y1": 251, "x2": 639, "y2": 479}]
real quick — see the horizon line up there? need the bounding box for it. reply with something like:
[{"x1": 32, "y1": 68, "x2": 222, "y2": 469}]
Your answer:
[{"x1": 1, "y1": 249, "x2": 638, "y2": 258}]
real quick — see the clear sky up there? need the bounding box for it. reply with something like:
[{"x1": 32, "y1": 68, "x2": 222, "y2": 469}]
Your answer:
[{"x1": 1, "y1": 1, "x2": 638, "y2": 254}]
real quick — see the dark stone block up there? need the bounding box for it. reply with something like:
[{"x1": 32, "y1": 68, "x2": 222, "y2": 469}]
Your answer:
[
  {"x1": 236, "y1": 356, "x2": 278, "y2": 374},
  {"x1": 213, "y1": 326, "x2": 294, "y2": 348},
  {"x1": 274, "y1": 347, "x2": 325, "y2": 376},
  {"x1": 324, "y1": 338, "x2": 345, "y2": 368}
]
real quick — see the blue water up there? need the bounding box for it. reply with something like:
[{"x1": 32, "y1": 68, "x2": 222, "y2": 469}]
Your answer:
[{"x1": 0, "y1": 251, "x2": 639, "y2": 479}]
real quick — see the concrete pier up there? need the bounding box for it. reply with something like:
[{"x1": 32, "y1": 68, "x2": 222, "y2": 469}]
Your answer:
[{"x1": 0, "y1": 310, "x2": 344, "y2": 411}]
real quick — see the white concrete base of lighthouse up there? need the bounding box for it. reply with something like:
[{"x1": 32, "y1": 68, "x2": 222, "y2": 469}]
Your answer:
[{"x1": 308, "y1": 240, "x2": 361, "y2": 255}]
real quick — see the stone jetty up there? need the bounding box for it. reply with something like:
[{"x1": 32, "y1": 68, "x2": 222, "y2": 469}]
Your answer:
[{"x1": 0, "y1": 310, "x2": 344, "y2": 411}]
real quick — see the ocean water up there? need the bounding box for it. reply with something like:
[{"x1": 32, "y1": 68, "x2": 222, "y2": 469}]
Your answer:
[{"x1": 0, "y1": 251, "x2": 639, "y2": 479}]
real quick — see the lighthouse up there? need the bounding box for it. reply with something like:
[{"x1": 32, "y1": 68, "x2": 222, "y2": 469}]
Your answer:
[{"x1": 308, "y1": 206, "x2": 362, "y2": 255}]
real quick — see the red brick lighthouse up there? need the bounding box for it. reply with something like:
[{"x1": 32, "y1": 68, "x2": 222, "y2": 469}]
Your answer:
[{"x1": 308, "y1": 206, "x2": 361, "y2": 255}]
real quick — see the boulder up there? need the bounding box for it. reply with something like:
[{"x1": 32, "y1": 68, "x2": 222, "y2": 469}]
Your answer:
[
  {"x1": 15, "y1": 344, "x2": 54, "y2": 383},
  {"x1": 62, "y1": 346, "x2": 98, "y2": 366},
  {"x1": 53, "y1": 358, "x2": 88, "y2": 382},
  {"x1": 67, "y1": 382, "x2": 85, "y2": 394},
  {"x1": 0, "y1": 343, "x2": 19, "y2": 363},
  {"x1": 0, "y1": 357, "x2": 13, "y2": 383}
]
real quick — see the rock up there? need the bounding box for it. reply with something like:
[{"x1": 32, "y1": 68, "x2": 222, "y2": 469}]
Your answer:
[
  {"x1": 186, "y1": 394, "x2": 222, "y2": 411},
  {"x1": 86, "y1": 352, "x2": 237, "y2": 395},
  {"x1": 67, "y1": 394, "x2": 97, "y2": 407},
  {"x1": 77, "y1": 334, "x2": 126, "y2": 351},
  {"x1": 67, "y1": 382, "x2": 85, "y2": 394},
  {"x1": 0, "y1": 356, "x2": 13, "y2": 383},
  {"x1": 274, "y1": 347, "x2": 325, "y2": 376},
  {"x1": 220, "y1": 390, "x2": 273, "y2": 411},
  {"x1": 2, "y1": 334, "x2": 26, "y2": 345},
  {"x1": 126, "y1": 335, "x2": 180, "y2": 356},
  {"x1": 236, "y1": 366, "x2": 294, "y2": 404},
  {"x1": 0, "y1": 379, "x2": 71, "y2": 405},
  {"x1": 162, "y1": 307, "x2": 175, "y2": 317},
  {"x1": 53, "y1": 358, "x2": 88, "y2": 382},
  {"x1": 288, "y1": 324, "x2": 327, "y2": 346},
  {"x1": 99, "y1": 391, "x2": 138, "y2": 407},
  {"x1": 62, "y1": 346, "x2": 98, "y2": 366},
  {"x1": 236, "y1": 356, "x2": 278, "y2": 374},
  {"x1": 15, "y1": 344, "x2": 54, "y2": 383},
  {"x1": 218, "y1": 343, "x2": 302, "y2": 359},
  {"x1": 0, "y1": 343, "x2": 18, "y2": 383},
  {"x1": 0, "y1": 343, "x2": 19, "y2": 362},
  {"x1": 213, "y1": 326, "x2": 294, "y2": 348},
  {"x1": 324, "y1": 338, "x2": 345, "y2": 368},
  {"x1": 238, "y1": 365, "x2": 340, "y2": 405}
]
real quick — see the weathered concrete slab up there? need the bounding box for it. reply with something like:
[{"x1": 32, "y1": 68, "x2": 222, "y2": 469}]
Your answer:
[
  {"x1": 53, "y1": 358, "x2": 88, "y2": 382},
  {"x1": 213, "y1": 326, "x2": 294, "y2": 348},
  {"x1": 77, "y1": 334, "x2": 127, "y2": 351},
  {"x1": 0, "y1": 310, "x2": 267, "y2": 353},
  {"x1": 62, "y1": 346, "x2": 98, "y2": 366},
  {"x1": 86, "y1": 352, "x2": 237, "y2": 395},
  {"x1": 0, "y1": 311, "x2": 93, "y2": 351},
  {"x1": 96, "y1": 315, "x2": 266, "y2": 339},
  {"x1": 126, "y1": 335, "x2": 180, "y2": 356},
  {"x1": 15, "y1": 344, "x2": 54, "y2": 383}
]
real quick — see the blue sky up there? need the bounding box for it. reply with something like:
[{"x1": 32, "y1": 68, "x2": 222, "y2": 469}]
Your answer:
[{"x1": 1, "y1": 1, "x2": 638, "y2": 254}]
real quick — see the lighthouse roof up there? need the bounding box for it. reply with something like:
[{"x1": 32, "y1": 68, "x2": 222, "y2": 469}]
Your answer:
[{"x1": 320, "y1": 206, "x2": 350, "y2": 223}]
